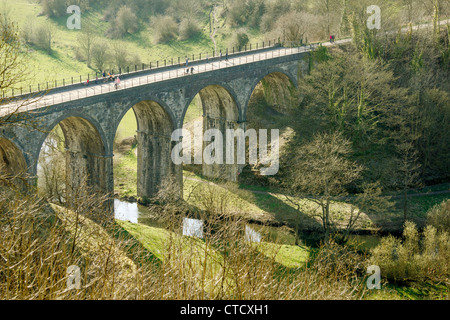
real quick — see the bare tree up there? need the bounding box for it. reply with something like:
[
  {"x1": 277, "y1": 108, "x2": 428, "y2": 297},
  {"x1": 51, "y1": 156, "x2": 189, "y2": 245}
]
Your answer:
[
  {"x1": 386, "y1": 94, "x2": 423, "y2": 222},
  {"x1": 315, "y1": 0, "x2": 342, "y2": 37},
  {"x1": 396, "y1": 138, "x2": 422, "y2": 223},
  {"x1": 111, "y1": 41, "x2": 128, "y2": 70},
  {"x1": 33, "y1": 21, "x2": 56, "y2": 54},
  {"x1": 115, "y1": 6, "x2": 139, "y2": 36},
  {"x1": 285, "y1": 131, "x2": 363, "y2": 243},
  {"x1": 0, "y1": 13, "x2": 42, "y2": 128},
  {"x1": 77, "y1": 21, "x2": 97, "y2": 67},
  {"x1": 339, "y1": 182, "x2": 392, "y2": 243},
  {"x1": 38, "y1": 126, "x2": 66, "y2": 204},
  {"x1": 91, "y1": 40, "x2": 110, "y2": 72},
  {"x1": 276, "y1": 12, "x2": 310, "y2": 44},
  {"x1": 0, "y1": 16, "x2": 26, "y2": 98},
  {"x1": 264, "y1": 11, "x2": 319, "y2": 45},
  {"x1": 0, "y1": 15, "x2": 47, "y2": 186}
]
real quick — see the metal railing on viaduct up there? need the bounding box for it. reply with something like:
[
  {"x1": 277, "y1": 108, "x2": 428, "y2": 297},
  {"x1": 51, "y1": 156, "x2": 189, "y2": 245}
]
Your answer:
[{"x1": 0, "y1": 39, "x2": 349, "y2": 116}]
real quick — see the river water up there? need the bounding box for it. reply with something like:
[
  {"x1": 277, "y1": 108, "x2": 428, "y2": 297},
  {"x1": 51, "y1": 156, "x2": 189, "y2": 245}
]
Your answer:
[{"x1": 113, "y1": 199, "x2": 382, "y2": 250}]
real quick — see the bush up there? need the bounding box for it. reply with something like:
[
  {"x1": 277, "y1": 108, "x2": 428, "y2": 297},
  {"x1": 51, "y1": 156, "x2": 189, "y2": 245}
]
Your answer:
[
  {"x1": 228, "y1": 1, "x2": 247, "y2": 27},
  {"x1": 265, "y1": 11, "x2": 317, "y2": 45},
  {"x1": 32, "y1": 23, "x2": 54, "y2": 54},
  {"x1": 309, "y1": 241, "x2": 367, "y2": 280},
  {"x1": 427, "y1": 199, "x2": 450, "y2": 233},
  {"x1": 115, "y1": 6, "x2": 139, "y2": 36},
  {"x1": 179, "y1": 19, "x2": 201, "y2": 41},
  {"x1": 21, "y1": 17, "x2": 34, "y2": 44},
  {"x1": 91, "y1": 41, "x2": 111, "y2": 72},
  {"x1": 129, "y1": 53, "x2": 142, "y2": 67},
  {"x1": 111, "y1": 41, "x2": 128, "y2": 70},
  {"x1": 106, "y1": 6, "x2": 139, "y2": 38},
  {"x1": 230, "y1": 30, "x2": 249, "y2": 50},
  {"x1": 370, "y1": 221, "x2": 450, "y2": 282},
  {"x1": 152, "y1": 15, "x2": 178, "y2": 44},
  {"x1": 227, "y1": 0, "x2": 266, "y2": 29},
  {"x1": 260, "y1": 13, "x2": 275, "y2": 33},
  {"x1": 41, "y1": 0, "x2": 66, "y2": 18},
  {"x1": 259, "y1": 0, "x2": 291, "y2": 32}
]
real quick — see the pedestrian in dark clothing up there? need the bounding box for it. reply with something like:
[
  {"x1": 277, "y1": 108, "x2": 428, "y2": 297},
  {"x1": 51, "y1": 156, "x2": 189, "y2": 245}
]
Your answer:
[
  {"x1": 220, "y1": 50, "x2": 222, "y2": 60},
  {"x1": 225, "y1": 52, "x2": 228, "y2": 61},
  {"x1": 191, "y1": 67, "x2": 194, "y2": 74}
]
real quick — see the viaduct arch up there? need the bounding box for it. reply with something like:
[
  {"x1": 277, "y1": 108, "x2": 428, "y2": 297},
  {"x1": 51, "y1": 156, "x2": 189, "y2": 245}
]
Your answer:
[{"x1": 0, "y1": 48, "x2": 310, "y2": 214}]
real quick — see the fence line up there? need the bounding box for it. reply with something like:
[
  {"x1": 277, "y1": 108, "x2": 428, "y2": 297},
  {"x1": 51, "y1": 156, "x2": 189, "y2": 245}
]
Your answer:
[
  {"x1": 1, "y1": 41, "x2": 326, "y2": 115},
  {"x1": 4, "y1": 40, "x2": 323, "y2": 99}
]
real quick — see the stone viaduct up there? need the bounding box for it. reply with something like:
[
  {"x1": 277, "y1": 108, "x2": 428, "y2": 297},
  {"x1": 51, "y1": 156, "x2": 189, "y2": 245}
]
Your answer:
[{"x1": 0, "y1": 46, "x2": 311, "y2": 213}]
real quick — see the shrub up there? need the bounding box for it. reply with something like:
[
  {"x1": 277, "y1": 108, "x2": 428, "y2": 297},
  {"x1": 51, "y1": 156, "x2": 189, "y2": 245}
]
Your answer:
[
  {"x1": 32, "y1": 23, "x2": 54, "y2": 54},
  {"x1": 228, "y1": 0, "x2": 266, "y2": 29},
  {"x1": 370, "y1": 221, "x2": 450, "y2": 283},
  {"x1": 179, "y1": 19, "x2": 201, "y2": 41},
  {"x1": 91, "y1": 41, "x2": 111, "y2": 72},
  {"x1": 41, "y1": 0, "x2": 66, "y2": 18},
  {"x1": 0, "y1": 183, "x2": 148, "y2": 299},
  {"x1": 129, "y1": 53, "x2": 142, "y2": 68},
  {"x1": 228, "y1": 1, "x2": 247, "y2": 27},
  {"x1": 265, "y1": 11, "x2": 317, "y2": 45},
  {"x1": 427, "y1": 199, "x2": 450, "y2": 233},
  {"x1": 309, "y1": 241, "x2": 367, "y2": 281},
  {"x1": 115, "y1": 6, "x2": 139, "y2": 35},
  {"x1": 111, "y1": 41, "x2": 128, "y2": 70},
  {"x1": 106, "y1": 6, "x2": 139, "y2": 38},
  {"x1": 21, "y1": 17, "x2": 34, "y2": 44},
  {"x1": 149, "y1": 180, "x2": 366, "y2": 300},
  {"x1": 260, "y1": 13, "x2": 275, "y2": 33},
  {"x1": 152, "y1": 15, "x2": 178, "y2": 44},
  {"x1": 230, "y1": 31, "x2": 249, "y2": 50},
  {"x1": 259, "y1": 0, "x2": 291, "y2": 32}
]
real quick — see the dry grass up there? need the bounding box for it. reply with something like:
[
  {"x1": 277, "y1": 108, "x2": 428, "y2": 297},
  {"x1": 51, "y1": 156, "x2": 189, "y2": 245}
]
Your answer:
[
  {"x1": 0, "y1": 176, "x2": 368, "y2": 300},
  {"x1": 370, "y1": 221, "x2": 450, "y2": 284}
]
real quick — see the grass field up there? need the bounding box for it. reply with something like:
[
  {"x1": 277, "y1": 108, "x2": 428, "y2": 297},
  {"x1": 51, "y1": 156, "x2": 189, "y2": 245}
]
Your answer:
[
  {"x1": 116, "y1": 219, "x2": 310, "y2": 270},
  {"x1": 4, "y1": 0, "x2": 264, "y2": 89},
  {"x1": 115, "y1": 109, "x2": 137, "y2": 141}
]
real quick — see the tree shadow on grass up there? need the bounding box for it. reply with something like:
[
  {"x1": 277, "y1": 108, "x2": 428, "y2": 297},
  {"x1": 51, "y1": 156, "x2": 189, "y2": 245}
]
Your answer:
[
  {"x1": 182, "y1": 170, "x2": 325, "y2": 245},
  {"x1": 227, "y1": 186, "x2": 325, "y2": 246},
  {"x1": 109, "y1": 221, "x2": 162, "y2": 268}
]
